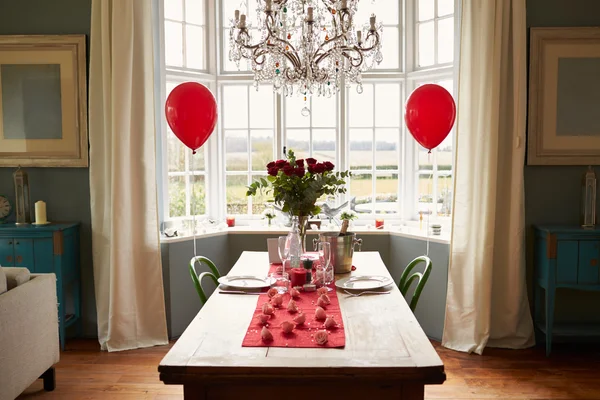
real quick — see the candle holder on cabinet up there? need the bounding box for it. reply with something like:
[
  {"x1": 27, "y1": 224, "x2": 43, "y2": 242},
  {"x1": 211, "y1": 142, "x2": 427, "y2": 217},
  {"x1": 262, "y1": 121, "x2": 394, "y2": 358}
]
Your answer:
[
  {"x1": 581, "y1": 165, "x2": 597, "y2": 229},
  {"x1": 13, "y1": 166, "x2": 32, "y2": 225}
]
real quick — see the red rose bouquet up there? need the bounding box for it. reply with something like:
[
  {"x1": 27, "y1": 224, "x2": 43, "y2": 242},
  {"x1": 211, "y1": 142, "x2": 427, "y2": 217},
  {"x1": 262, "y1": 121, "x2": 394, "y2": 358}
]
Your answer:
[{"x1": 246, "y1": 150, "x2": 350, "y2": 218}]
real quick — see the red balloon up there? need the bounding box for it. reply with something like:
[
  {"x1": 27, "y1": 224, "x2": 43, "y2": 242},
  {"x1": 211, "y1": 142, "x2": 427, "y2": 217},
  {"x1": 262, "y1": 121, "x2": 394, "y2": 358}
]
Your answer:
[
  {"x1": 165, "y1": 82, "x2": 218, "y2": 153},
  {"x1": 404, "y1": 84, "x2": 456, "y2": 151}
]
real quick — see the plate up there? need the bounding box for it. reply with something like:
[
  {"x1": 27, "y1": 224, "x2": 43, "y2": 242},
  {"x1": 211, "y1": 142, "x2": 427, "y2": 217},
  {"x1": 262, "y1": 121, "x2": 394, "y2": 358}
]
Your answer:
[
  {"x1": 335, "y1": 275, "x2": 394, "y2": 290},
  {"x1": 217, "y1": 275, "x2": 273, "y2": 289}
]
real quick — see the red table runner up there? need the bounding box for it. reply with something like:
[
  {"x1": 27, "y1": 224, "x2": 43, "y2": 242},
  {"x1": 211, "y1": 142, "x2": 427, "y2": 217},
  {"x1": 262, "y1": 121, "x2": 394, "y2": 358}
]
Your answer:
[{"x1": 242, "y1": 263, "x2": 345, "y2": 348}]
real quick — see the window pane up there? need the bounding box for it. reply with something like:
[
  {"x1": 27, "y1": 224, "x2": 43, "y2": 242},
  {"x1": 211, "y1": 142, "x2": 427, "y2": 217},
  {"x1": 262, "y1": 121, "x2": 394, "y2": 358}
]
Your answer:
[
  {"x1": 418, "y1": 21, "x2": 435, "y2": 67},
  {"x1": 286, "y1": 96, "x2": 310, "y2": 128},
  {"x1": 185, "y1": 25, "x2": 204, "y2": 69},
  {"x1": 376, "y1": 27, "x2": 400, "y2": 70},
  {"x1": 250, "y1": 174, "x2": 270, "y2": 214},
  {"x1": 223, "y1": 28, "x2": 255, "y2": 72},
  {"x1": 438, "y1": 0, "x2": 454, "y2": 17},
  {"x1": 250, "y1": 87, "x2": 274, "y2": 128},
  {"x1": 349, "y1": 84, "x2": 374, "y2": 127},
  {"x1": 437, "y1": 17, "x2": 454, "y2": 64},
  {"x1": 376, "y1": 173, "x2": 399, "y2": 214},
  {"x1": 190, "y1": 174, "x2": 206, "y2": 215},
  {"x1": 167, "y1": 131, "x2": 185, "y2": 172},
  {"x1": 165, "y1": 21, "x2": 183, "y2": 67},
  {"x1": 418, "y1": 173, "x2": 434, "y2": 215},
  {"x1": 190, "y1": 146, "x2": 205, "y2": 171},
  {"x1": 165, "y1": 0, "x2": 183, "y2": 20},
  {"x1": 313, "y1": 129, "x2": 336, "y2": 164},
  {"x1": 225, "y1": 130, "x2": 248, "y2": 171},
  {"x1": 286, "y1": 129, "x2": 310, "y2": 159},
  {"x1": 168, "y1": 175, "x2": 186, "y2": 218},
  {"x1": 351, "y1": 173, "x2": 373, "y2": 214},
  {"x1": 185, "y1": 0, "x2": 204, "y2": 24},
  {"x1": 226, "y1": 175, "x2": 248, "y2": 214},
  {"x1": 375, "y1": 129, "x2": 400, "y2": 170},
  {"x1": 375, "y1": 83, "x2": 401, "y2": 127},
  {"x1": 311, "y1": 95, "x2": 336, "y2": 128},
  {"x1": 251, "y1": 129, "x2": 274, "y2": 171},
  {"x1": 418, "y1": 0, "x2": 434, "y2": 21},
  {"x1": 418, "y1": 144, "x2": 432, "y2": 171},
  {"x1": 223, "y1": 86, "x2": 248, "y2": 128},
  {"x1": 349, "y1": 129, "x2": 373, "y2": 170},
  {"x1": 438, "y1": 172, "x2": 453, "y2": 216}
]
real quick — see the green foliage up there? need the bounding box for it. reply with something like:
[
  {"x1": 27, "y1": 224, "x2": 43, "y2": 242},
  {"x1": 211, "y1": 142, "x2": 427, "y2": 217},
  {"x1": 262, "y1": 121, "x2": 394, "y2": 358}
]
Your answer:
[
  {"x1": 340, "y1": 210, "x2": 358, "y2": 221},
  {"x1": 246, "y1": 149, "x2": 351, "y2": 217}
]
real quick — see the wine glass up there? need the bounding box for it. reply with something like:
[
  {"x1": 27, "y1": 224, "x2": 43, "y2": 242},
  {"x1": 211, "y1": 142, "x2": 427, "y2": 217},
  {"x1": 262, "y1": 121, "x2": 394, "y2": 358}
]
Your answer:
[
  {"x1": 317, "y1": 242, "x2": 334, "y2": 291},
  {"x1": 271, "y1": 236, "x2": 290, "y2": 293},
  {"x1": 278, "y1": 236, "x2": 289, "y2": 268}
]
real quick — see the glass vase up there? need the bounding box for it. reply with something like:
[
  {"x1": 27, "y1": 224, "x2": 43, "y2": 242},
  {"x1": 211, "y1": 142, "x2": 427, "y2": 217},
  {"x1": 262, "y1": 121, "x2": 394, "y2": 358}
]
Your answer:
[{"x1": 286, "y1": 216, "x2": 303, "y2": 269}]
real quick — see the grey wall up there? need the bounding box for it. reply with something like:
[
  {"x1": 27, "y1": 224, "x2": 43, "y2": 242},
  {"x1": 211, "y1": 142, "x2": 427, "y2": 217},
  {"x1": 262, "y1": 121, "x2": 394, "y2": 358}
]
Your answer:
[
  {"x1": 525, "y1": 0, "x2": 600, "y2": 323},
  {"x1": 0, "y1": 0, "x2": 96, "y2": 336}
]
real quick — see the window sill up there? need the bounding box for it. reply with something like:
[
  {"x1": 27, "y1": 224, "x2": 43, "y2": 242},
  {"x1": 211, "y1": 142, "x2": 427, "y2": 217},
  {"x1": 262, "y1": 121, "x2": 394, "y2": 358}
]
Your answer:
[{"x1": 160, "y1": 225, "x2": 450, "y2": 245}]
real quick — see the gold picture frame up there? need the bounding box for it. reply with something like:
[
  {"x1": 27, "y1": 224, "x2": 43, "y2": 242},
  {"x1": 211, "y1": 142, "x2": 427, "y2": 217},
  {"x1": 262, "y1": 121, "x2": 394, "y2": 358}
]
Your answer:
[
  {"x1": 0, "y1": 35, "x2": 88, "y2": 167},
  {"x1": 528, "y1": 27, "x2": 600, "y2": 165}
]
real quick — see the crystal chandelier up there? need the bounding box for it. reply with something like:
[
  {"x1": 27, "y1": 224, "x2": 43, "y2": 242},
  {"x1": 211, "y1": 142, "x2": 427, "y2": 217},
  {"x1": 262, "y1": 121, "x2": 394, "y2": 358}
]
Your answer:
[{"x1": 228, "y1": 0, "x2": 383, "y2": 99}]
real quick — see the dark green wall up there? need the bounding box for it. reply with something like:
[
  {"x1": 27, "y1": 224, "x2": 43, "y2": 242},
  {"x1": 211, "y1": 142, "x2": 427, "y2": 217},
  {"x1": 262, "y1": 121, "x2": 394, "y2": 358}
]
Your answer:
[
  {"x1": 525, "y1": 0, "x2": 600, "y2": 324},
  {"x1": 0, "y1": 0, "x2": 96, "y2": 336}
]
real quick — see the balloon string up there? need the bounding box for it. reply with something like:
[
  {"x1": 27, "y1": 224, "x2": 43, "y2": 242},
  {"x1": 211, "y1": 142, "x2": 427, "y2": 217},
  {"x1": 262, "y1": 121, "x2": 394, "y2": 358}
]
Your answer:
[
  {"x1": 425, "y1": 153, "x2": 432, "y2": 257},
  {"x1": 191, "y1": 149, "x2": 197, "y2": 258}
]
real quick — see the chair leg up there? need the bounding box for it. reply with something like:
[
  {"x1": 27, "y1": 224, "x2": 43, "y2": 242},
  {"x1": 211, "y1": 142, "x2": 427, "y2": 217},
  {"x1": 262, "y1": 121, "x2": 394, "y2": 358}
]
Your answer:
[{"x1": 41, "y1": 366, "x2": 56, "y2": 391}]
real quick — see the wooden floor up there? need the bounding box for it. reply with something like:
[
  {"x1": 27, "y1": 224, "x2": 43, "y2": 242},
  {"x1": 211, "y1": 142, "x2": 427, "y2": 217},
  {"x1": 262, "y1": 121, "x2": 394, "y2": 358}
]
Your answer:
[{"x1": 18, "y1": 339, "x2": 600, "y2": 399}]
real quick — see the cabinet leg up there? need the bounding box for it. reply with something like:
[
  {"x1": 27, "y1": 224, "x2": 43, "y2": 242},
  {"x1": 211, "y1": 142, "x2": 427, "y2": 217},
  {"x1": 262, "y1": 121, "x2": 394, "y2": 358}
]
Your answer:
[{"x1": 545, "y1": 286, "x2": 555, "y2": 356}]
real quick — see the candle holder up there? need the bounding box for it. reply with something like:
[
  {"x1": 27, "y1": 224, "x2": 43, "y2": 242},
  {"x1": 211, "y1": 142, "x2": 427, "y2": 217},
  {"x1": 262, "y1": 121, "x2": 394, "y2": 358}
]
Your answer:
[
  {"x1": 13, "y1": 166, "x2": 32, "y2": 225},
  {"x1": 375, "y1": 218, "x2": 384, "y2": 229},
  {"x1": 226, "y1": 216, "x2": 235, "y2": 227},
  {"x1": 581, "y1": 166, "x2": 597, "y2": 229}
]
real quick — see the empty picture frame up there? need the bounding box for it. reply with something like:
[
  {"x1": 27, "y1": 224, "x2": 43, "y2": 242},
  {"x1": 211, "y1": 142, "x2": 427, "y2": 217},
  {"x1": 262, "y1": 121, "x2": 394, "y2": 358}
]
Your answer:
[
  {"x1": 528, "y1": 27, "x2": 600, "y2": 165},
  {"x1": 0, "y1": 35, "x2": 88, "y2": 167}
]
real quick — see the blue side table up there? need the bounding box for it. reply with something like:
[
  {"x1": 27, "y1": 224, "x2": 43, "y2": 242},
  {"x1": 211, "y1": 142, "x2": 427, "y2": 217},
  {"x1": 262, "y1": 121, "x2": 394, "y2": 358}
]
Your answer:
[
  {"x1": 0, "y1": 223, "x2": 80, "y2": 350},
  {"x1": 533, "y1": 225, "x2": 600, "y2": 356}
]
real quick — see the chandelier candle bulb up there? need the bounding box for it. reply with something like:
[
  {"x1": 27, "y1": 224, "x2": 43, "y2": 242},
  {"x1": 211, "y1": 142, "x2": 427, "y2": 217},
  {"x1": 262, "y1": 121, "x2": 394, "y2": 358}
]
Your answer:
[
  {"x1": 265, "y1": 0, "x2": 271, "y2": 12},
  {"x1": 239, "y1": 14, "x2": 246, "y2": 28},
  {"x1": 370, "y1": 15, "x2": 376, "y2": 30},
  {"x1": 35, "y1": 201, "x2": 47, "y2": 225},
  {"x1": 307, "y1": 7, "x2": 313, "y2": 22},
  {"x1": 234, "y1": 9, "x2": 239, "y2": 20},
  {"x1": 341, "y1": 0, "x2": 347, "y2": 9},
  {"x1": 357, "y1": 30, "x2": 362, "y2": 43}
]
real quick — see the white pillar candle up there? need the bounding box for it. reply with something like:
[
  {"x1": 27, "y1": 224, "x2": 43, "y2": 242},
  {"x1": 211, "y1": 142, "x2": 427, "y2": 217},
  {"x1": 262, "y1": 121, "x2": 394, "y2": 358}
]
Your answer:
[
  {"x1": 307, "y1": 7, "x2": 314, "y2": 22},
  {"x1": 370, "y1": 15, "x2": 376, "y2": 30},
  {"x1": 357, "y1": 30, "x2": 362, "y2": 43},
  {"x1": 234, "y1": 9, "x2": 240, "y2": 20},
  {"x1": 35, "y1": 201, "x2": 47, "y2": 224},
  {"x1": 239, "y1": 14, "x2": 247, "y2": 28},
  {"x1": 265, "y1": 0, "x2": 272, "y2": 12}
]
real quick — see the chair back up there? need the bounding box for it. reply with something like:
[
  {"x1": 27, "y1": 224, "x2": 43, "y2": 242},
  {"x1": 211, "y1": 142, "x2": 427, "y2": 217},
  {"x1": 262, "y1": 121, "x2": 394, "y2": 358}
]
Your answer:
[
  {"x1": 398, "y1": 255, "x2": 432, "y2": 312},
  {"x1": 189, "y1": 256, "x2": 221, "y2": 304}
]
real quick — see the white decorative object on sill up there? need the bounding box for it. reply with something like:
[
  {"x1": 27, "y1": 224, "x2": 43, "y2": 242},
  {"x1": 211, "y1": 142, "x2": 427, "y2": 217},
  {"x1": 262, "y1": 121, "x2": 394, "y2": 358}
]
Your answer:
[{"x1": 228, "y1": 0, "x2": 383, "y2": 103}]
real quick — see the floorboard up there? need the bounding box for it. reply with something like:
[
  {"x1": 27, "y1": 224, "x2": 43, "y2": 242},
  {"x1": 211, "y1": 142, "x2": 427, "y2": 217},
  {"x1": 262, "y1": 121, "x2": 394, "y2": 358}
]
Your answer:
[{"x1": 17, "y1": 339, "x2": 600, "y2": 399}]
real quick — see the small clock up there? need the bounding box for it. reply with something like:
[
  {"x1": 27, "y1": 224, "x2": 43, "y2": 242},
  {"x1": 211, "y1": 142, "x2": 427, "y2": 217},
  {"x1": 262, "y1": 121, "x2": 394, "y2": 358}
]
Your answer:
[{"x1": 0, "y1": 195, "x2": 12, "y2": 223}]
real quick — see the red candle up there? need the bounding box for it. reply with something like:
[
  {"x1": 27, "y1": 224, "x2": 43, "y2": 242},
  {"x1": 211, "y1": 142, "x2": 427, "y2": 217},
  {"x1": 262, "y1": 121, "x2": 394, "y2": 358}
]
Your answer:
[
  {"x1": 375, "y1": 218, "x2": 384, "y2": 229},
  {"x1": 290, "y1": 268, "x2": 306, "y2": 288},
  {"x1": 226, "y1": 216, "x2": 235, "y2": 227}
]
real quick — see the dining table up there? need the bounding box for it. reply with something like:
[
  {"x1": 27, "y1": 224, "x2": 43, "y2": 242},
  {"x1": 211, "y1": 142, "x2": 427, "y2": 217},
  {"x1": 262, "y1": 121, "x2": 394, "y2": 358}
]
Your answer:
[{"x1": 158, "y1": 251, "x2": 445, "y2": 399}]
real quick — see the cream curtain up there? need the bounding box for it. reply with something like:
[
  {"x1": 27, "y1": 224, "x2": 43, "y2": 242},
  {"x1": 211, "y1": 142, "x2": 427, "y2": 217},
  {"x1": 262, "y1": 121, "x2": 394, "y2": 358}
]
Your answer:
[
  {"x1": 89, "y1": 0, "x2": 168, "y2": 351},
  {"x1": 442, "y1": 0, "x2": 534, "y2": 354}
]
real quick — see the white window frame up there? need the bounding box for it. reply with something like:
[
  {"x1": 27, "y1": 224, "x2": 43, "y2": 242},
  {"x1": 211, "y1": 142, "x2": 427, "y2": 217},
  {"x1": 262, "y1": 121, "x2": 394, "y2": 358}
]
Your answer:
[{"x1": 157, "y1": 0, "x2": 459, "y2": 226}]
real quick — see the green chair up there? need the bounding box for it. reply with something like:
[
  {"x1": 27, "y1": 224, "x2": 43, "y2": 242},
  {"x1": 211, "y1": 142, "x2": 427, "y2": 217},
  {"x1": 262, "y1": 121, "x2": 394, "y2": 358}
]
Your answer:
[
  {"x1": 397, "y1": 255, "x2": 432, "y2": 312},
  {"x1": 189, "y1": 256, "x2": 221, "y2": 304}
]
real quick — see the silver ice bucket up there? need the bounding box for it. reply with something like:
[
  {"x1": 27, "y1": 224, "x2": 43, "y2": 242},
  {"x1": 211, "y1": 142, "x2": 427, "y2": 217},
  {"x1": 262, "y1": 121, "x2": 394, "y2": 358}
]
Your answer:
[{"x1": 313, "y1": 232, "x2": 362, "y2": 274}]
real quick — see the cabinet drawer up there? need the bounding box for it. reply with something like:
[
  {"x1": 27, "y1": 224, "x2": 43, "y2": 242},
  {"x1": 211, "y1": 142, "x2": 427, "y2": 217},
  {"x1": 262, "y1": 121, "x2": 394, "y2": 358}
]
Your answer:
[
  {"x1": 0, "y1": 238, "x2": 14, "y2": 266},
  {"x1": 13, "y1": 239, "x2": 34, "y2": 269},
  {"x1": 578, "y1": 241, "x2": 600, "y2": 284},
  {"x1": 557, "y1": 240, "x2": 578, "y2": 284}
]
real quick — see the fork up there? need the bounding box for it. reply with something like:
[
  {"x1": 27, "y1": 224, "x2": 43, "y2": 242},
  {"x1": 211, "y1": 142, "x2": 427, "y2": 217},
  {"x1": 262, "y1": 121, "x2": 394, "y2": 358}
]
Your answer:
[{"x1": 343, "y1": 290, "x2": 391, "y2": 297}]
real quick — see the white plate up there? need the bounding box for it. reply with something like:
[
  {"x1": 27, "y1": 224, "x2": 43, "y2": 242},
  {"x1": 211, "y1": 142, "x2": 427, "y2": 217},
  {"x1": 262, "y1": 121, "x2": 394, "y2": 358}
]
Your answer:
[
  {"x1": 217, "y1": 275, "x2": 273, "y2": 289},
  {"x1": 335, "y1": 275, "x2": 394, "y2": 290}
]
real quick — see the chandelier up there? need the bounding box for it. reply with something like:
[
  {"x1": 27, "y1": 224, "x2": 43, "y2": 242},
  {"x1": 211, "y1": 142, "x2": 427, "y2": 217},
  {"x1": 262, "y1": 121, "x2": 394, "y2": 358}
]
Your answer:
[{"x1": 228, "y1": 0, "x2": 383, "y2": 100}]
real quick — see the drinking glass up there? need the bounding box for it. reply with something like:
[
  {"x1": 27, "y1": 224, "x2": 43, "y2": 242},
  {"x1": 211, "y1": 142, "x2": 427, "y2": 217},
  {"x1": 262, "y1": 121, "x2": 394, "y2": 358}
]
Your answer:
[
  {"x1": 317, "y1": 242, "x2": 334, "y2": 291},
  {"x1": 277, "y1": 236, "x2": 289, "y2": 270}
]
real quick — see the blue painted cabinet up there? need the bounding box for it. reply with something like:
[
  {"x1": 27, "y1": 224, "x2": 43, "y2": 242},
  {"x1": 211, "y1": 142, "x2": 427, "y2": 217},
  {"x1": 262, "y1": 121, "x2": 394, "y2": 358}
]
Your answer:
[
  {"x1": 0, "y1": 223, "x2": 80, "y2": 350},
  {"x1": 534, "y1": 226, "x2": 600, "y2": 356}
]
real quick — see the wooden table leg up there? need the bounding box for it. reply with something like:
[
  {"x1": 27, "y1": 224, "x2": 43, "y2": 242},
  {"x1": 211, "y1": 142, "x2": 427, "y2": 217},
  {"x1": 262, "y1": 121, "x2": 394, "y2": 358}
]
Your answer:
[
  {"x1": 184, "y1": 384, "x2": 206, "y2": 400},
  {"x1": 402, "y1": 384, "x2": 425, "y2": 399}
]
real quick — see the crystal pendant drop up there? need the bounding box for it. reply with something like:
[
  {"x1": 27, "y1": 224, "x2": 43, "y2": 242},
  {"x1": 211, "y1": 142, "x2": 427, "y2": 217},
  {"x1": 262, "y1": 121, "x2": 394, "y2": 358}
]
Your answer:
[{"x1": 301, "y1": 106, "x2": 311, "y2": 117}]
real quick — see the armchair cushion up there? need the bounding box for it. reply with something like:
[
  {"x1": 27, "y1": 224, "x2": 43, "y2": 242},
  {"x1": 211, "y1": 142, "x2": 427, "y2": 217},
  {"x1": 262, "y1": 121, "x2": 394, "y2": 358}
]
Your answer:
[
  {"x1": 3, "y1": 267, "x2": 31, "y2": 290},
  {"x1": 0, "y1": 267, "x2": 6, "y2": 294}
]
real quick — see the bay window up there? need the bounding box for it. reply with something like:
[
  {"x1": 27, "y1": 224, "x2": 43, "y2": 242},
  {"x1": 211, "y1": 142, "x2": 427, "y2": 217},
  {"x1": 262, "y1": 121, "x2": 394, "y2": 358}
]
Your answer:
[{"x1": 158, "y1": 0, "x2": 457, "y2": 227}]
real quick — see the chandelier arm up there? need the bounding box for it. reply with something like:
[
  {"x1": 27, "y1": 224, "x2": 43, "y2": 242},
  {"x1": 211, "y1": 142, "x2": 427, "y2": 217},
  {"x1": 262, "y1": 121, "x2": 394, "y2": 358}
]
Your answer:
[
  {"x1": 343, "y1": 48, "x2": 364, "y2": 67},
  {"x1": 264, "y1": 13, "x2": 302, "y2": 69},
  {"x1": 356, "y1": 31, "x2": 381, "y2": 52},
  {"x1": 233, "y1": 30, "x2": 263, "y2": 50},
  {"x1": 320, "y1": 0, "x2": 340, "y2": 37}
]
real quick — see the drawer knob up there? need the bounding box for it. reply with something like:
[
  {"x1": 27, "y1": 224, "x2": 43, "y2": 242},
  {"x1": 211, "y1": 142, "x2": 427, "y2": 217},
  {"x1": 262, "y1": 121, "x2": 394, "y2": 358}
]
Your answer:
[
  {"x1": 6, "y1": 256, "x2": 12, "y2": 263},
  {"x1": 15, "y1": 241, "x2": 19, "y2": 245},
  {"x1": 16, "y1": 255, "x2": 22, "y2": 263},
  {"x1": 591, "y1": 259, "x2": 598, "y2": 266},
  {"x1": 7, "y1": 241, "x2": 12, "y2": 245}
]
